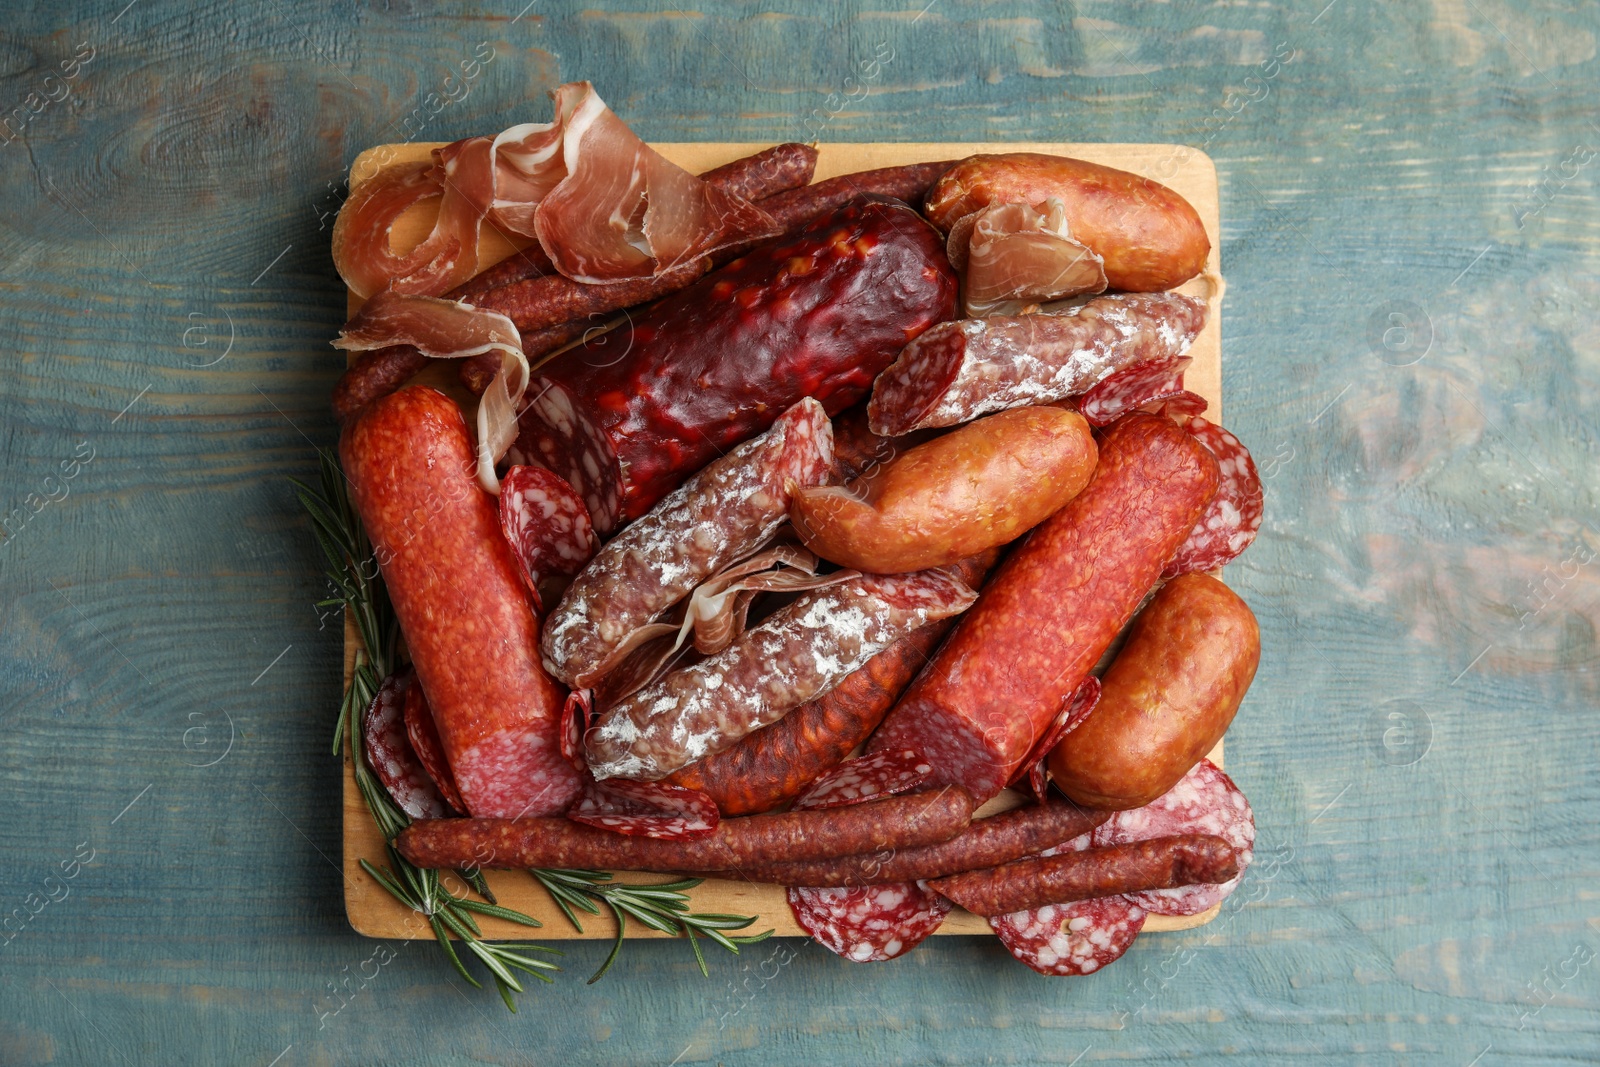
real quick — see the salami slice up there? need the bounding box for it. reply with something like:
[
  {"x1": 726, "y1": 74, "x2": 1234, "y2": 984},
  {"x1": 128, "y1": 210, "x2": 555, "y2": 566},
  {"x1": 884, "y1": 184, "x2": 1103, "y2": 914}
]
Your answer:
[
  {"x1": 403, "y1": 677, "x2": 466, "y2": 814},
  {"x1": 498, "y1": 465, "x2": 597, "y2": 614},
  {"x1": 793, "y1": 749, "x2": 934, "y2": 811},
  {"x1": 788, "y1": 882, "x2": 951, "y2": 962},
  {"x1": 1079, "y1": 356, "x2": 1192, "y2": 428},
  {"x1": 988, "y1": 896, "x2": 1146, "y2": 976},
  {"x1": 1163, "y1": 418, "x2": 1264, "y2": 577},
  {"x1": 1090, "y1": 758, "x2": 1255, "y2": 916},
  {"x1": 566, "y1": 777, "x2": 720, "y2": 839},
  {"x1": 1147, "y1": 389, "x2": 1208, "y2": 420},
  {"x1": 1013, "y1": 677, "x2": 1101, "y2": 804},
  {"x1": 363, "y1": 669, "x2": 453, "y2": 820},
  {"x1": 559, "y1": 688, "x2": 591, "y2": 765}
]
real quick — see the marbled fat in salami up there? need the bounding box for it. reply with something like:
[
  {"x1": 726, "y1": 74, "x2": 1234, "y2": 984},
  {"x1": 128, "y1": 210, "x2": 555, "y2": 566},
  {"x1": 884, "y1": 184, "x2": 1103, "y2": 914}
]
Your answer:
[
  {"x1": 788, "y1": 882, "x2": 951, "y2": 962},
  {"x1": 364, "y1": 669, "x2": 453, "y2": 820},
  {"x1": 498, "y1": 464, "x2": 596, "y2": 614},
  {"x1": 566, "y1": 777, "x2": 719, "y2": 840},
  {"x1": 1162, "y1": 417, "x2": 1264, "y2": 577},
  {"x1": 792, "y1": 749, "x2": 934, "y2": 811},
  {"x1": 1078, "y1": 355, "x2": 1193, "y2": 428},
  {"x1": 403, "y1": 677, "x2": 466, "y2": 815},
  {"x1": 1090, "y1": 759, "x2": 1255, "y2": 916},
  {"x1": 988, "y1": 896, "x2": 1146, "y2": 976}
]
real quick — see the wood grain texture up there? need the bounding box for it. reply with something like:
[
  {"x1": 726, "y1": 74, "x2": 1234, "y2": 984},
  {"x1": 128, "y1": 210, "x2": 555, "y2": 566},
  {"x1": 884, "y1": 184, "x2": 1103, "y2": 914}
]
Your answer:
[
  {"x1": 337, "y1": 138, "x2": 1225, "y2": 942},
  {"x1": 1, "y1": 1, "x2": 1597, "y2": 1064}
]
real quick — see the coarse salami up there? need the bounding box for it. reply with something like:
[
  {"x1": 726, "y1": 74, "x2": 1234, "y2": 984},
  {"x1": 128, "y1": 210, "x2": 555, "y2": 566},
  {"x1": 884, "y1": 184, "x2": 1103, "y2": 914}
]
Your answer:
[
  {"x1": 868, "y1": 414, "x2": 1219, "y2": 804},
  {"x1": 866, "y1": 292, "x2": 1206, "y2": 436},
  {"x1": 340, "y1": 386, "x2": 582, "y2": 817},
  {"x1": 395, "y1": 788, "x2": 976, "y2": 871},
  {"x1": 788, "y1": 883, "x2": 951, "y2": 962},
  {"x1": 1090, "y1": 759, "x2": 1255, "y2": 916},
  {"x1": 540, "y1": 398, "x2": 833, "y2": 690},
  {"x1": 363, "y1": 669, "x2": 453, "y2": 820},
  {"x1": 1078, "y1": 355, "x2": 1193, "y2": 428},
  {"x1": 498, "y1": 465, "x2": 596, "y2": 614},
  {"x1": 565, "y1": 777, "x2": 719, "y2": 840},
  {"x1": 402, "y1": 677, "x2": 466, "y2": 815},
  {"x1": 585, "y1": 568, "x2": 978, "y2": 782},
  {"x1": 988, "y1": 897, "x2": 1146, "y2": 976},
  {"x1": 516, "y1": 195, "x2": 957, "y2": 534},
  {"x1": 792, "y1": 749, "x2": 933, "y2": 811},
  {"x1": 1163, "y1": 417, "x2": 1264, "y2": 577}
]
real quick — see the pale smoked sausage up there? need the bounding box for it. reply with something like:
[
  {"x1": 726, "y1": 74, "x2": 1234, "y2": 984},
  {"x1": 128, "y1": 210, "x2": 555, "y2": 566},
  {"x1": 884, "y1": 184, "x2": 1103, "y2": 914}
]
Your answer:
[
  {"x1": 923, "y1": 153, "x2": 1210, "y2": 291},
  {"x1": 790, "y1": 406, "x2": 1096, "y2": 574},
  {"x1": 867, "y1": 414, "x2": 1219, "y2": 804},
  {"x1": 1050, "y1": 573, "x2": 1260, "y2": 810},
  {"x1": 340, "y1": 386, "x2": 582, "y2": 818}
]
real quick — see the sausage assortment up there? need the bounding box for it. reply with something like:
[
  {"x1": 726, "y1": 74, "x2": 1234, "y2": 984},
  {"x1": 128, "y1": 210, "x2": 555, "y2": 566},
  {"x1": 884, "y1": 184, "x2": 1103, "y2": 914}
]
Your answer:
[{"x1": 337, "y1": 128, "x2": 1267, "y2": 979}]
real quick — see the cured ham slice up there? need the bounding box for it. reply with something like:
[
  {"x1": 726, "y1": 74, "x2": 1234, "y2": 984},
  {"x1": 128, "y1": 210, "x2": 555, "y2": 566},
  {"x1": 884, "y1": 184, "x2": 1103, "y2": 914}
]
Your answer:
[
  {"x1": 530, "y1": 83, "x2": 778, "y2": 283},
  {"x1": 948, "y1": 200, "x2": 1108, "y2": 318},
  {"x1": 330, "y1": 82, "x2": 777, "y2": 296},
  {"x1": 332, "y1": 291, "x2": 528, "y2": 494}
]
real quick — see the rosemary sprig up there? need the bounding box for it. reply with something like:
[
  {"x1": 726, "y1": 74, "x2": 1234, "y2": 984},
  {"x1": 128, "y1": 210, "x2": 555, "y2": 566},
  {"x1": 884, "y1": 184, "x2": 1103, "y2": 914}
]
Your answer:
[
  {"x1": 531, "y1": 869, "x2": 772, "y2": 983},
  {"x1": 296, "y1": 445, "x2": 769, "y2": 999}
]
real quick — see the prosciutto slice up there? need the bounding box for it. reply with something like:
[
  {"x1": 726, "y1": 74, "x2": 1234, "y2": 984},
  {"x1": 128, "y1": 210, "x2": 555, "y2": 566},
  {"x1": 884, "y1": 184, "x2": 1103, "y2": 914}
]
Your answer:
[
  {"x1": 530, "y1": 83, "x2": 779, "y2": 283},
  {"x1": 330, "y1": 81, "x2": 777, "y2": 296},
  {"x1": 948, "y1": 200, "x2": 1108, "y2": 318},
  {"x1": 332, "y1": 291, "x2": 528, "y2": 494}
]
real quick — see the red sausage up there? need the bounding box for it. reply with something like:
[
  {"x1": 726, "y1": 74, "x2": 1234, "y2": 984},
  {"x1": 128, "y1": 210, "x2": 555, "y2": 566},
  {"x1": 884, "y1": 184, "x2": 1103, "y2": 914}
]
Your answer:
[
  {"x1": 868, "y1": 413, "x2": 1220, "y2": 803},
  {"x1": 928, "y1": 834, "x2": 1241, "y2": 917},
  {"x1": 340, "y1": 386, "x2": 582, "y2": 817},
  {"x1": 394, "y1": 787, "x2": 976, "y2": 870},
  {"x1": 516, "y1": 195, "x2": 957, "y2": 534}
]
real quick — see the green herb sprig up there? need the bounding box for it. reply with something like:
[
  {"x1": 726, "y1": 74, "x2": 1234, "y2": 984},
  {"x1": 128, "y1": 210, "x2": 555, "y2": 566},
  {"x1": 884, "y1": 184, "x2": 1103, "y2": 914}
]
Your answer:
[{"x1": 295, "y1": 447, "x2": 769, "y2": 1007}]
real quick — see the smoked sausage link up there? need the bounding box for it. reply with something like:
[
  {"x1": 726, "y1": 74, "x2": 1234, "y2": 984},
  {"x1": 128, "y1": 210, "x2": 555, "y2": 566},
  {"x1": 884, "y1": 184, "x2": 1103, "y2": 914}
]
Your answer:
[
  {"x1": 340, "y1": 386, "x2": 582, "y2": 818},
  {"x1": 868, "y1": 413, "x2": 1220, "y2": 803},
  {"x1": 928, "y1": 834, "x2": 1241, "y2": 917},
  {"x1": 924, "y1": 153, "x2": 1210, "y2": 291},
  {"x1": 791, "y1": 406, "x2": 1097, "y2": 574},
  {"x1": 1049, "y1": 573, "x2": 1259, "y2": 810},
  {"x1": 515, "y1": 195, "x2": 958, "y2": 534},
  {"x1": 395, "y1": 787, "x2": 976, "y2": 870}
]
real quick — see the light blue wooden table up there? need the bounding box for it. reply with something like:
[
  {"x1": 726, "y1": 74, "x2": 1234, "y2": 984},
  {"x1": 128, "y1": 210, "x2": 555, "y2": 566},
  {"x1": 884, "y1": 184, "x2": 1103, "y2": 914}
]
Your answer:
[{"x1": 2, "y1": 2, "x2": 1596, "y2": 1063}]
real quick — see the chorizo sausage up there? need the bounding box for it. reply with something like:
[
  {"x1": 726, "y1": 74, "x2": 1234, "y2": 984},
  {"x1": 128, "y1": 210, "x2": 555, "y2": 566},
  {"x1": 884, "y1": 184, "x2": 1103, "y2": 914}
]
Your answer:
[
  {"x1": 790, "y1": 406, "x2": 1097, "y2": 574},
  {"x1": 662, "y1": 550, "x2": 998, "y2": 814},
  {"x1": 515, "y1": 195, "x2": 958, "y2": 534},
  {"x1": 928, "y1": 834, "x2": 1241, "y2": 917},
  {"x1": 394, "y1": 787, "x2": 976, "y2": 870},
  {"x1": 1049, "y1": 574, "x2": 1259, "y2": 810},
  {"x1": 867, "y1": 413, "x2": 1220, "y2": 804},
  {"x1": 866, "y1": 292, "x2": 1207, "y2": 436},
  {"x1": 585, "y1": 568, "x2": 979, "y2": 782},
  {"x1": 340, "y1": 386, "x2": 582, "y2": 817},
  {"x1": 923, "y1": 152, "x2": 1210, "y2": 291}
]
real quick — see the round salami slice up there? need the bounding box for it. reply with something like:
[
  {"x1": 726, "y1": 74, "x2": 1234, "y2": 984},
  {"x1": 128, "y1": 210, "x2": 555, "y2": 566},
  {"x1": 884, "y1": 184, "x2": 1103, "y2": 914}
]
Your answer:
[
  {"x1": 1146, "y1": 389, "x2": 1209, "y2": 420},
  {"x1": 787, "y1": 882, "x2": 952, "y2": 962},
  {"x1": 362, "y1": 669, "x2": 453, "y2": 820},
  {"x1": 792, "y1": 749, "x2": 934, "y2": 811},
  {"x1": 1090, "y1": 758, "x2": 1255, "y2": 916},
  {"x1": 988, "y1": 895, "x2": 1146, "y2": 976},
  {"x1": 1012, "y1": 677, "x2": 1101, "y2": 804},
  {"x1": 1079, "y1": 356, "x2": 1192, "y2": 428},
  {"x1": 403, "y1": 678, "x2": 466, "y2": 815},
  {"x1": 560, "y1": 688, "x2": 591, "y2": 765},
  {"x1": 498, "y1": 464, "x2": 597, "y2": 614},
  {"x1": 1163, "y1": 418, "x2": 1264, "y2": 578},
  {"x1": 566, "y1": 776, "x2": 720, "y2": 839}
]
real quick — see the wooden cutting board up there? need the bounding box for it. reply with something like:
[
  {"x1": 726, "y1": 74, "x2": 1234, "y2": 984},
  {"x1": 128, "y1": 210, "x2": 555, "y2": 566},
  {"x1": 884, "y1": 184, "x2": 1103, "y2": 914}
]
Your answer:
[{"x1": 340, "y1": 141, "x2": 1226, "y2": 941}]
